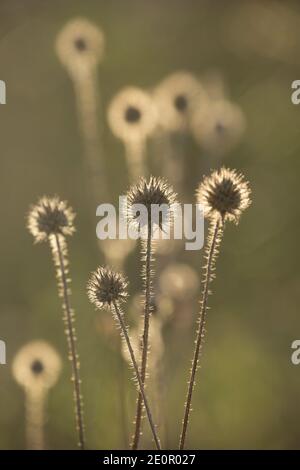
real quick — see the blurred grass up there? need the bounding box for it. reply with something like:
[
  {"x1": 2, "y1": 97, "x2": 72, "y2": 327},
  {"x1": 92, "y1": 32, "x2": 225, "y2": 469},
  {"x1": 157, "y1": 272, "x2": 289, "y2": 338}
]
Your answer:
[{"x1": 1, "y1": 0, "x2": 300, "y2": 449}]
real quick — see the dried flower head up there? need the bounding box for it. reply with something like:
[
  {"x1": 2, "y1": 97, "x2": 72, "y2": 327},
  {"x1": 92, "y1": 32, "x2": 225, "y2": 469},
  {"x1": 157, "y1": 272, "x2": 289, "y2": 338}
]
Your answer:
[
  {"x1": 191, "y1": 99, "x2": 246, "y2": 155},
  {"x1": 27, "y1": 196, "x2": 75, "y2": 243},
  {"x1": 87, "y1": 267, "x2": 128, "y2": 309},
  {"x1": 159, "y1": 263, "x2": 199, "y2": 302},
  {"x1": 153, "y1": 71, "x2": 208, "y2": 132},
  {"x1": 12, "y1": 341, "x2": 62, "y2": 392},
  {"x1": 107, "y1": 87, "x2": 157, "y2": 142},
  {"x1": 196, "y1": 167, "x2": 251, "y2": 223},
  {"x1": 55, "y1": 18, "x2": 105, "y2": 77},
  {"x1": 126, "y1": 176, "x2": 177, "y2": 231}
]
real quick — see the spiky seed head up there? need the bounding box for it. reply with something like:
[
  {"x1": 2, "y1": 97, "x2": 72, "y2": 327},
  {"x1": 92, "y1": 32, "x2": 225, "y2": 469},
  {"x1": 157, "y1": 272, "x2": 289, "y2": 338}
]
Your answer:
[
  {"x1": 55, "y1": 18, "x2": 104, "y2": 77},
  {"x1": 153, "y1": 71, "x2": 208, "y2": 132},
  {"x1": 27, "y1": 196, "x2": 75, "y2": 243},
  {"x1": 126, "y1": 176, "x2": 177, "y2": 231},
  {"x1": 12, "y1": 341, "x2": 62, "y2": 392},
  {"x1": 107, "y1": 87, "x2": 157, "y2": 142},
  {"x1": 87, "y1": 267, "x2": 128, "y2": 309},
  {"x1": 196, "y1": 167, "x2": 251, "y2": 223}
]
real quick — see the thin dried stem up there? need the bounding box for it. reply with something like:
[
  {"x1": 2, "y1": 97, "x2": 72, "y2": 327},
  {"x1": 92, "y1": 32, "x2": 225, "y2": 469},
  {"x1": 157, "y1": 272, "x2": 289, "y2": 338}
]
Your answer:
[
  {"x1": 53, "y1": 234, "x2": 86, "y2": 450},
  {"x1": 25, "y1": 389, "x2": 46, "y2": 450},
  {"x1": 179, "y1": 218, "x2": 223, "y2": 449},
  {"x1": 112, "y1": 301, "x2": 161, "y2": 450},
  {"x1": 132, "y1": 218, "x2": 153, "y2": 449}
]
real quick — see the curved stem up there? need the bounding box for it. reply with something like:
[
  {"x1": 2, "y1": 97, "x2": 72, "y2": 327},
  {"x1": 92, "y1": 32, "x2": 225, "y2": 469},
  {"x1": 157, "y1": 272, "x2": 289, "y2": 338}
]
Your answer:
[
  {"x1": 54, "y1": 234, "x2": 85, "y2": 450},
  {"x1": 179, "y1": 219, "x2": 222, "y2": 450},
  {"x1": 112, "y1": 301, "x2": 161, "y2": 450},
  {"x1": 132, "y1": 219, "x2": 152, "y2": 449}
]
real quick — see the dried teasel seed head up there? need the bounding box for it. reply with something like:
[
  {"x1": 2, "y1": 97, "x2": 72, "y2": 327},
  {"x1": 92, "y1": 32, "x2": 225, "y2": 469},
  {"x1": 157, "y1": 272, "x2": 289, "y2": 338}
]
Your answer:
[
  {"x1": 196, "y1": 167, "x2": 251, "y2": 224},
  {"x1": 87, "y1": 267, "x2": 128, "y2": 309},
  {"x1": 126, "y1": 176, "x2": 177, "y2": 231},
  {"x1": 55, "y1": 18, "x2": 105, "y2": 77},
  {"x1": 12, "y1": 341, "x2": 62, "y2": 393},
  {"x1": 27, "y1": 196, "x2": 75, "y2": 243},
  {"x1": 153, "y1": 71, "x2": 208, "y2": 132},
  {"x1": 107, "y1": 87, "x2": 157, "y2": 142}
]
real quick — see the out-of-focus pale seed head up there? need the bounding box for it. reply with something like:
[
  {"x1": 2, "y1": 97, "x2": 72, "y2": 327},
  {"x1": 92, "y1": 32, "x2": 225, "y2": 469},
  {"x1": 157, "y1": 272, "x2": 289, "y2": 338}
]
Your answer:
[
  {"x1": 12, "y1": 341, "x2": 62, "y2": 393},
  {"x1": 107, "y1": 87, "x2": 157, "y2": 142},
  {"x1": 27, "y1": 196, "x2": 75, "y2": 243},
  {"x1": 196, "y1": 167, "x2": 251, "y2": 224},
  {"x1": 55, "y1": 18, "x2": 105, "y2": 77},
  {"x1": 153, "y1": 71, "x2": 208, "y2": 132},
  {"x1": 87, "y1": 267, "x2": 128, "y2": 309}
]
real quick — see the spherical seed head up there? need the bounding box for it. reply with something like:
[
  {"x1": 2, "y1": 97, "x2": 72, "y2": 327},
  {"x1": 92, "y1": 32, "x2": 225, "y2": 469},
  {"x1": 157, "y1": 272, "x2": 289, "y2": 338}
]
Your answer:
[
  {"x1": 126, "y1": 176, "x2": 177, "y2": 231},
  {"x1": 27, "y1": 196, "x2": 75, "y2": 243},
  {"x1": 12, "y1": 341, "x2": 62, "y2": 392},
  {"x1": 107, "y1": 87, "x2": 157, "y2": 142},
  {"x1": 191, "y1": 99, "x2": 246, "y2": 155},
  {"x1": 153, "y1": 71, "x2": 208, "y2": 132},
  {"x1": 196, "y1": 167, "x2": 251, "y2": 223},
  {"x1": 55, "y1": 18, "x2": 105, "y2": 77},
  {"x1": 87, "y1": 267, "x2": 128, "y2": 309}
]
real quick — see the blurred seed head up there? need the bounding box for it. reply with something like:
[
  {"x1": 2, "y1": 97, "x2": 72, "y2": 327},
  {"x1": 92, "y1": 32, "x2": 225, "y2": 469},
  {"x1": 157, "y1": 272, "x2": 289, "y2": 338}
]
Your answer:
[
  {"x1": 196, "y1": 167, "x2": 251, "y2": 223},
  {"x1": 87, "y1": 266, "x2": 128, "y2": 309},
  {"x1": 153, "y1": 71, "x2": 208, "y2": 132},
  {"x1": 56, "y1": 18, "x2": 105, "y2": 77},
  {"x1": 27, "y1": 196, "x2": 75, "y2": 243},
  {"x1": 12, "y1": 341, "x2": 62, "y2": 393},
  {"x1": 159, "y1": 263, "x2": 199, "y2": 302},
  {"x1": 107, "y1": 86, "x2": 157, "y2": 142},
  {"x1": 191, "y1": 99, "x2": 246, "y2": 155},
  {"x1": 126, "y1": 176, "x2": 177, "y2": 231}
]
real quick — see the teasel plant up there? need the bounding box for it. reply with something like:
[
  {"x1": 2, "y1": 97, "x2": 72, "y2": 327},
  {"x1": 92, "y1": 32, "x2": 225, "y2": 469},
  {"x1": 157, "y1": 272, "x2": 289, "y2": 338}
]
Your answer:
[
  {"x1": 179, "y1": 167, "x2": 251, "y2": 449},
  {"x1": 87, "y1": 266, "x2": 161, "y2": 450},
  {"x1": 153, "y1": 71, "x2": 208, "y2": 195},
  {"x1": 27, "y1": 197, "x2": 86, "y2": 450},
  {"x1": 12, "y1": 341, "x2": 61, "y2": 450},
  {"x1": 55, "y1": 18, "x2": 108, "y2": 201},
  {"x1": 126, "y1": 176, "x2": 177, "y2": 449},
  {"x1": 107, "y1": 87, "x2": 157, "y2": 182}
]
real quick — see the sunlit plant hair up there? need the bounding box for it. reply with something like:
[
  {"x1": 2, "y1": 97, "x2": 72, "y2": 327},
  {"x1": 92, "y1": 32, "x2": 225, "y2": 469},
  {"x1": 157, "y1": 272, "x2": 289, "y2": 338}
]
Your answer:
[
  {"x1": 107, "y1": 87, "x2": 157, "y2": 182},
  {"x1": 87, "y1": 267, "x2": 161, "y2": 450},
  {"x1": 179, "y1": 168, "x2": 251, "y2": 449},
  {"x1": 12, "y1": 341, "x2": 61, "y2": 450},
  {"x1": 27, "y1": 196, "x2": 86, "y2": 450},
  {"x1": 55, "y1": 18, "x2": 108, "y2": 200},
  {"x1": 126, "y1": 176, "x2": 176, "y2": 449}
]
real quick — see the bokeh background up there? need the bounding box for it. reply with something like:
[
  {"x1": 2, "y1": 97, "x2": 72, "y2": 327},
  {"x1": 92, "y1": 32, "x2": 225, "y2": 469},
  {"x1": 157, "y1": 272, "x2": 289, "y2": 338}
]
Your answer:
[{"x1": 1, "y1": 0, "x2": 300, "y2": 450}]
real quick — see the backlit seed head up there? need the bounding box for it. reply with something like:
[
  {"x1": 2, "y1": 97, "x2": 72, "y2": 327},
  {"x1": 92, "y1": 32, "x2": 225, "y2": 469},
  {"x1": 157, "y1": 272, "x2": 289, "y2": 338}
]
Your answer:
[
  {"x1": 196, "y1": 167, "x2": 251, "y2": 223},
  {"x1": 27, "y1": 196, "x2": 75, "y2": 243},
  {"x1": 126, "y1": 176, "x2": 177, "y2": 231},
  {"x1": 107, "y1": 87, "x2": 157, "y2": 142},
  {"x1": 87, "y1": 267, "x2": 128, "y2": 309},
  {"x1": 153, "y1": 71, "x2": 208, "y2": 132},
  {"x1": 12, "y1": 341, "x2": 62, "y2": 392},
  {"x1": 191, "y1": 99, "x2": 246, "y2": 155},
  {"x1": 55, "y1": 18, "x2": 105, "y2": 77}
]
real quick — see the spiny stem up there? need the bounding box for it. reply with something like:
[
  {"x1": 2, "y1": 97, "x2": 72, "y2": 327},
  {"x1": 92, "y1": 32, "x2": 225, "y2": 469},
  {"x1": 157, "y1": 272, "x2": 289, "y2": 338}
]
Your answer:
[
  {"x1": 26, "y1": 390, "x2": 45, "y2": 450},
  {"x1": 132, "y1": 218, "x2": 152, "y2": 450},
  {"x1": 179, "y1": 218, "x2": 222, "y2": 450},
  {"x1": 54, "y1": 234, "x2": 86, "y2": 450},
  {"x1": 112, "y1": 301, "x2": 161, "y2": 450}
]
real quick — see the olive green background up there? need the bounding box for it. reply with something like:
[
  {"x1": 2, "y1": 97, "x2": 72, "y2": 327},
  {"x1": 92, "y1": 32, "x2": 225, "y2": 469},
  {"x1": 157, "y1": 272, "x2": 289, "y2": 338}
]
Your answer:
[{"x1": 1, "y1": 0, "x2": 300, "y2": 449}]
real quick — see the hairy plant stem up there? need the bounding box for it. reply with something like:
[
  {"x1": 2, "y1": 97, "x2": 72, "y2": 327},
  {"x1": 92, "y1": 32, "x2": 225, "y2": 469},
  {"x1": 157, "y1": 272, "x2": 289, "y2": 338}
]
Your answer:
[
  {"x1": 179, "y1": 218, "x2": 222, "y2": 450},
  {"x1": 54, "y1": 234, "x2": 85, "y2": 450},
  {"x1": 112, "y1": 301, "x2": 161, "y2": 450},
  {"x1": 132, "y1": 217, "x2": 152, "y2": 450}
]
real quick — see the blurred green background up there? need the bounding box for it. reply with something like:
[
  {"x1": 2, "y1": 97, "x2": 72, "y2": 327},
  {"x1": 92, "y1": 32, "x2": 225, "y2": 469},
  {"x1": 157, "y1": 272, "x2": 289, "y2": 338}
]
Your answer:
[{"x1": 1, "y1": 0, "x2": 300, "y2": 450}]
